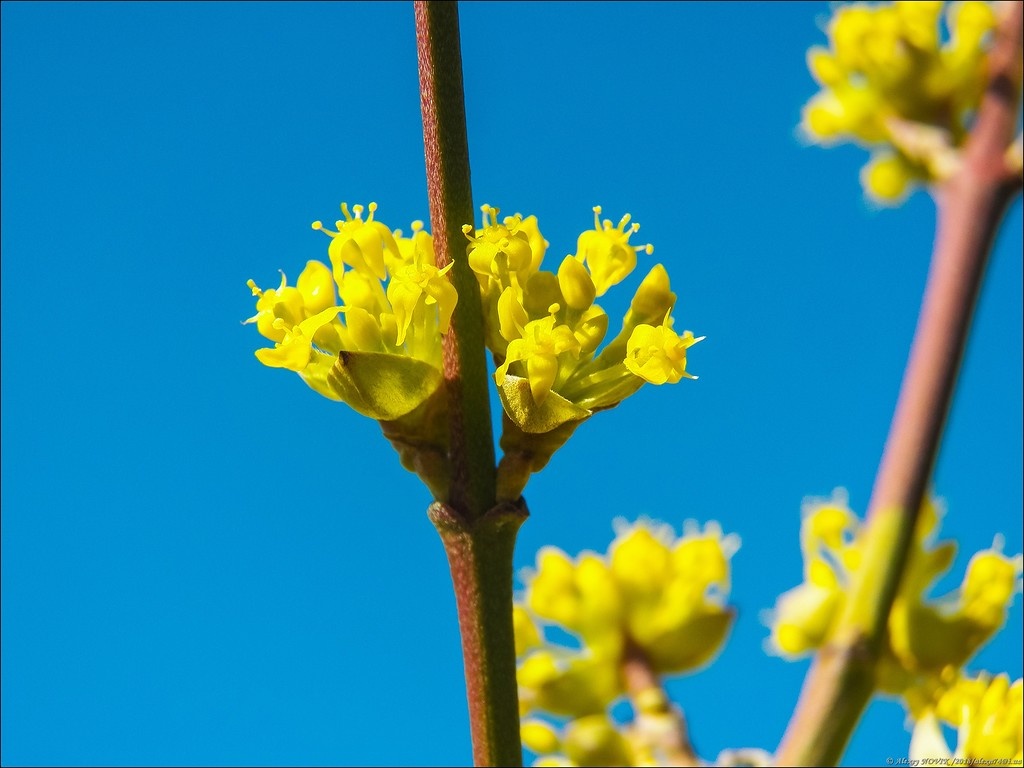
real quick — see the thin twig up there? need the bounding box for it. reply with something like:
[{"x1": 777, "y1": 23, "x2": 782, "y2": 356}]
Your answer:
[
  {"x1": 775, "y1": 4, "x2": 1023, "y2": 765},
  {"x1": 621, "y1": 639, "x2": 700, "y2": 767},
  {"x1": 415, "y1": 3, "x2": 524, "y2": 766},
  {"x1": 415, "y1": 0, "x2": 497, "y2": 521}
]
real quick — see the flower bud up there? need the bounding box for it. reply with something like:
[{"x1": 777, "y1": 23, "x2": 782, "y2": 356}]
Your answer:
[{"x1": 557, "y1": 255, "x2": 596, "y2": 310}]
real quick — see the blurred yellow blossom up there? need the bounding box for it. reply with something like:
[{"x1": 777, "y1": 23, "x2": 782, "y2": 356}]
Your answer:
[
  {"x1": 802, "y1": 1, "x2": 1008, "y2": 202},
  {"x1": 767, "y1": 489, "x2": 1023, "y2": 708},
  {"x1": 515, "y1": 516, "x2": 738, "y2": 730},
  {"x1": 910, "y1": 672, "x2": 1023, "y2": 764}
]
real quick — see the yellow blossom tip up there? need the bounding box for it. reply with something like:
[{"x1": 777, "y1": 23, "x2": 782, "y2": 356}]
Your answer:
[
  {"x1": 311, "y1": 221, "x2": 322, "y2": 231},
  {"x1": 352, "y1": 204, "x2": 364, "y2": 219},
  {"x1": 411, "y1": 220, "x2": 424, "y2": 232},
  {"x1": 643, "y1": 244, "x2": 654, "y2": 255},
  {"x1": 462, "y1": 224, "x2": 474, "y2": 236},
  {"x1": 548, "y1": 303, "x2": 561, "y2": 315},
  {"x1": 247, "y1": 279, "x2": 262, "y2": 297},
  {"x1": 340, "y1": 202, "x2": 352, "y2": 220}
]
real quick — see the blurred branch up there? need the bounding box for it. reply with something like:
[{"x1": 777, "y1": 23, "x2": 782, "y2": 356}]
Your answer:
[
  {"x1": 775, "y1": 3, "x2": 1024, "y2": 765},
  {"x1": 621, "y1": 639, "x2": 700, "y2": 767}
]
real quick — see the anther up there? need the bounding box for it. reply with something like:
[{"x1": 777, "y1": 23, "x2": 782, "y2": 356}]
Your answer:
[{"x1": 247, "y1": 279, "x2": 263, "y2": 297}]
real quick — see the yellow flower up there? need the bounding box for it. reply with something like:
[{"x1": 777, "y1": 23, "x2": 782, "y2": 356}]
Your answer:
[
  {"x1": 801, "y1": 0, "x2": 1003, "y2": 203},
  {"x1": 253, "y1": 306, "x2": 344, "y2": 371},
  {"x1": 313, "y1": 202, "x2": 399, "y2": 282},
  {"x1": 575, "y1": 206, "x2": 653, "y2": 296},
  {"x1": 611, "y1": 518, "x2": 738, "y2": 674},
  {"x1": 912, "y1": 673, "x2": 1024, "y2": 764},
  {"x1": 386, "y1": 253, "x2": 457, "y2": 346},
  {"x1": 245, "y1": 271, "x2": 307, "y2": 342},
  {"x1": 464, "y1": 204, "x2": 535, "y2": 283},
  {"x1": 517, "y1": 648, "x2": 622, "y2": 717},
  {"x1": 623, "y1": 321, "x2": 703, "y2": 385},
  {"x1": 495, "y1": 315, "x2": 581, "y2": 404}
]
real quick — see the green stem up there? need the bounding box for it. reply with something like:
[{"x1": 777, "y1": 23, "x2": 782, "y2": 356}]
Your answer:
[
  {"x1": 775, "y1": 5, "x2": 1023, "y2": 765},
  {"x1": 414, "y1": 0, "x2": 496, "y2": 520},
  {"x1": 415, "y1": 3, "x2": 523, "y2": 765},
  {"x1": 431, "y1": 501, "x2": 527, "y2": 767}
]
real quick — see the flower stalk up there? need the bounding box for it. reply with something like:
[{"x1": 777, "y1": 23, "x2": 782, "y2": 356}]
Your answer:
[
  {"x1": 621, "y1": 638, "x2": 700, "y2": 767},
  {"x1": 415, "y1": 2, "x2": 523, "y2": 765},
  {"x1": 775, "y1": 4, "x2": 1024, "y2": 765}
]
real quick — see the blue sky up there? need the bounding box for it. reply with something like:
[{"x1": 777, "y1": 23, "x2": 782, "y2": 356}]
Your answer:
[{"x1": 1, "y1": 2, "x2": 1020, "y2": 766}]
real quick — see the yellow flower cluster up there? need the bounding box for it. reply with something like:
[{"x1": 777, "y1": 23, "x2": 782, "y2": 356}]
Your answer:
[
  {"x1": 244, "y1": 204, "x2": 458, "y2": 495},
  {"x1": 465, "y1": 205, "x2": 701, "y2": 499},
  {"x1": 245, "y1": 201, "x2": 702, "y2": 500},
  {"x1": 767, "y1": 490, "x2": 1023, "y2": 701},
  {"x1": 246, "y1": 204, "x2": 454, "y2": 396},
  {"x1": 910, "y1": 672, "x2": 1023, "y2": 764},
  {"x1": 466, "y1": 205, "x2": 701, "y2": 409},
  {"x1": 802, "y1": 1, "x2": 1000, "y2": 202},
  {"x1": 514, "y1": 518, "x2": 738, "y2": 765}
]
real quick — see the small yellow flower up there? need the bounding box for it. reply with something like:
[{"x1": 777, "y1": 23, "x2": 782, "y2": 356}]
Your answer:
[
  {"x1": 623, "y1": 321, "x2": 703, "y2": 385},
  {"x1": 313, "y1": 202, "x2": 399, "y2": 282},
  {"x1": 245, "y1": 272, "x2": 306, "y2": 342},
  {"x1": 801, "y1": 0, "x2": 1003, "y2": 203},
  {"x1": 386, "y1": 254, "x2": 457, "y2": 346},
  {"x1": 253, "y1": 306, "x2": 344, "y2": 371},
  {"x1": 464, "y1": 204, "x2": 535, "y2": 283},
  {"x1": 912, "y1": 673, "x2": 1024, "y2": 764},
  {"x1": 495, "y1": 315, "x2": 581, "y2": 404},
  {"x1": 575, "y1": 206, "x2": 653, "y2": 296}
]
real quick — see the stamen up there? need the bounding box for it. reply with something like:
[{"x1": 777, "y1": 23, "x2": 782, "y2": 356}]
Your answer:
[
  {"x1": 548, "y1": 303, "x2": 561, "y2": 315},
  {"x1": 592, "y1": 205, "x2": 602, "y2": 229},
  {"x1": 367, "y1": 202, "x2": 378, "y2": 221},
  {"x1": 411, "y1": 220, "x2": 424, "y2": 233},
  {"x1": 352, "y1": 204, "x2": 364, "y2": 220},
  {"x1": 247, "y1": 279, "x2": 263, "y2": 297},
  {"x1": 340, "y1": 203, "x2": 353, "y2": 221},
  {"x1": 618, "y1": 213, "x2": 632, "y2": 230},
  {"x1": 312, "y1": 221, "x2": 339, "y2": 236},
  {"x1": 277, "y1": 270, "x2": 287, "y2": 291}
]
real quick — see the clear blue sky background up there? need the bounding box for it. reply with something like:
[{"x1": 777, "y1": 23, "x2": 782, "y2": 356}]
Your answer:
[{"x1": 2, "y1": 2, "x2": 1020, "y2": 766}]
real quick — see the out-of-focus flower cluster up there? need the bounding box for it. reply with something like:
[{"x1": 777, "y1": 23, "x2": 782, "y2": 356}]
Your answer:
[
  {"x1": 465, "y1": 206, "x2": 701, "y2": 500},
  {"x1": 802, "y1": 1, "x2": 1008, "y2": 202},
  {"x1": 766, "y1": 488, "x2": 1023, "y2": 760},
  {"x1": 910, "y1": 670, "x2": 1023, "y2": 765},
  {"x1": 514, "y1": 518, "x2": 739, "y2": 766},
  {"x1": 244, "y1": 203, "x2": 456, "y2": 496}
]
